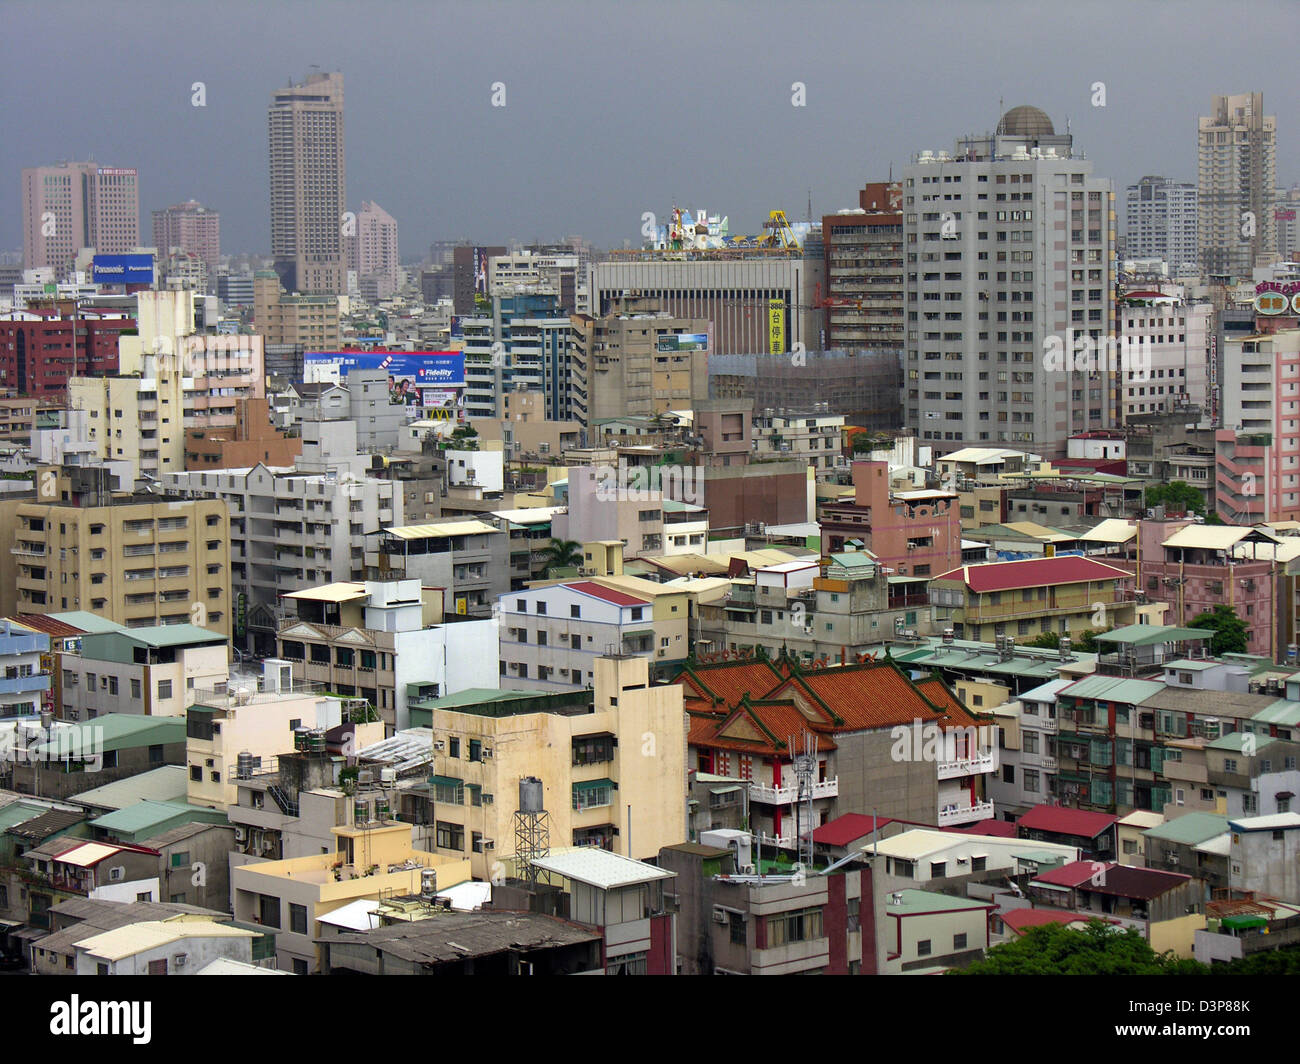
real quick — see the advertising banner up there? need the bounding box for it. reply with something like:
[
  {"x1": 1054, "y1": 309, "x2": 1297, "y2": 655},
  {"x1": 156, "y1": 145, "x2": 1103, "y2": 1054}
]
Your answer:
[
  {"x1": 768, "y1": 299, "x2": 786, "y2": 354},
  {"x1": 92, "y1": 253, "x2": 154, "y2": 285}
]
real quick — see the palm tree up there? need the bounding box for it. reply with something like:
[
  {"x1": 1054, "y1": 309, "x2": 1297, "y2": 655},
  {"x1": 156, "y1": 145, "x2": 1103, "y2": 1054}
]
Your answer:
[{"x1": 540, "y1": 538, "x2": 583, "y2": 576}]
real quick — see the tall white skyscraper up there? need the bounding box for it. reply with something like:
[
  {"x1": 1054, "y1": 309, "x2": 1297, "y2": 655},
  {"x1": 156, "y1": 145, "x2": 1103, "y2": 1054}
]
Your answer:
[
  {"x1": 268, "y1": 71, "x2": 346, "y2": 295},
  {"x1": 902, "y1": 105, "x2": 1117, "y2": 457},
  {"x1": 347, "y1": 200, "x2": 399, "y2": 300},
  {"x1": 1125, "y1": 176, "x2": 1198, "y2": 271},
  {"x1": 1197, "y1": 92, "x2": 1277, "y2": 277}
]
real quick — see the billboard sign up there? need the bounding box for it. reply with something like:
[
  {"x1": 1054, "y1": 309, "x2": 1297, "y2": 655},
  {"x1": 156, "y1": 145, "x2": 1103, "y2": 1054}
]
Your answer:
[
  {"x1": 1255, "y1": 281, "x2": 1300, "y2": 316},
  {"x1": 656, "y1": 332, "x2": 709, "y2": 353},
  {"x1": 304, "y1": 351, "x2": 466, "y2": 406},
  {"x1": 92, "y1": 253, "x2": 154, "y2": 286},
  {"x1": 768, "y1": 299, "x2": 785, "y2": 354},
  {"x1": 474, "y1": 248, "x2": 489, "y2": 295}
]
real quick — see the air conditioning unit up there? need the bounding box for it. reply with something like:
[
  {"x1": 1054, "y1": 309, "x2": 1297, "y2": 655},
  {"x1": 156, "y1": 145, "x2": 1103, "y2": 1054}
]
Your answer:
[
  {"x1": 482, "y1": 839, "x2": 495, "y2": 850},
  {"x1": 483, "y1": 748, "x2": 493, "y2": 759},
  {"x1": 434, "y1": 740, "x2": 445, "y2": 751},
  {"x1": 173, "y1": 953, "x2": 187, "y2": 968},
  {"x1": 233, "y1": 827, "x2": 247, "y2": 843},
  {"x1": 261, "y1": 839, "x2": 276, "y2": 853},
  {"x1": 712, "y1": 908, "x2": 730, "y2": 924}
]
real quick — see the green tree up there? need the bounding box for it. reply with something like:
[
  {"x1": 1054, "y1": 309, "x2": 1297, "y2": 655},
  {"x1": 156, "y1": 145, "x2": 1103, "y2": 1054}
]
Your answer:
[
  {"x1": 540, "y1": 537, "x2": 583, "y2": 576},
  {"x1": 1145, "y1": 481, "x2": 1206, "y2": 516},
  {"x1": 1189, "y1": 603, "x2": 1248, "y2": 656},
  {"x1": 1024, "y1": 631, "x2": 1061, "y2": 649},
  {"x1": 954, "y1": 921, "x2": 1207, "y2": 975}
]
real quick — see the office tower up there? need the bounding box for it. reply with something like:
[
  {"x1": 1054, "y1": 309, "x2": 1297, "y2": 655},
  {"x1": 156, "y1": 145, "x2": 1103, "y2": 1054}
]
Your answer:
[
  {"x1": 268, "y1": 71, "x2": 346, "y2": 294},
  {"x1": 1124, "y1": 176, "x2": 1199, "y2": 271},
  {"x1": 1198, "y1": 92, "x2": 1277, "y2": 277},
  {"x1": 152, "y1": 200, "x2": 221, "y2": 273},
  {"x1": 902, "y1": 105, "x2": 1117, "y2": 456},
  {"x1": 22, "y1": 162, "x2": 140, "y2": 273}
]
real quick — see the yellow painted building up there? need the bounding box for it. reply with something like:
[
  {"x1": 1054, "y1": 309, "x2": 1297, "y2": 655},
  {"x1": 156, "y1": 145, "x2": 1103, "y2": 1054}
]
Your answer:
[
  {"x1": 231, "y1": 821, "x2": 470, "y2": 973},
  {"x1": 396, "y1": 653, "x2": 686, "y2": 881},
  {"x1": 930, "y1": 556, "x2": 1137, "y2": 644},
  {"x1": 0, "y1": 467, "x2": 231, "y2": 639}
]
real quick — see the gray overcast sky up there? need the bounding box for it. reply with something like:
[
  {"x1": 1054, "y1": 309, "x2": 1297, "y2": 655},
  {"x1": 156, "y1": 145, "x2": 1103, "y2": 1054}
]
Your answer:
[{"x1": 3, "y1": 0, "x2": 1296, "y2": 257}]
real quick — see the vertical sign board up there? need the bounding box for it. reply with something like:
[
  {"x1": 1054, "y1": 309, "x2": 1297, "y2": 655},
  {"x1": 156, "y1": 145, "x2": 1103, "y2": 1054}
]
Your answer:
[{"x1": 768, "y1": 298, "x2": 786, "y2": 355}]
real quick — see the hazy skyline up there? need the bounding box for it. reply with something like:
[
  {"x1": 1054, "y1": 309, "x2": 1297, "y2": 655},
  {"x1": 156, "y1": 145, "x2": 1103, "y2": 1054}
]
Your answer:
[{"x1": 4, "y1": 0, "x2": 1298, "y2": 258}]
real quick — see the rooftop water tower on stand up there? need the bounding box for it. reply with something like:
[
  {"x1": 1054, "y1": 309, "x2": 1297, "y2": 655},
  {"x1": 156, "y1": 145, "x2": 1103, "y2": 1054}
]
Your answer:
[{"x1": 513, "y1": 776, "x2": 550, "y2": 891}]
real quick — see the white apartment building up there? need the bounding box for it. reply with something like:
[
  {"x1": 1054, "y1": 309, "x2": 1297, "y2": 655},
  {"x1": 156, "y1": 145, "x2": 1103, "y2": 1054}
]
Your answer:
[
  {"x1": 902, "y1": 105, "x2": 1117, "y2": 456},
  {"x1": 1118, "y1": 295, "x2": 1213, "y2": 422},
  {"x1": 751, "y1": 406, "x2": 844, "y2": 475},
  {"x1": 1125, "y1": 176, "x2": 1199, "y2": 273},
  {"x1": 160, "y1": 420, "x2": 402, "y2": 654}
]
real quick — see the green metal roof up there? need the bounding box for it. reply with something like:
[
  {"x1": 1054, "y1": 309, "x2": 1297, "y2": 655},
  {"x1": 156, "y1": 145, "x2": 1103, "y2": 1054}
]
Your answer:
[
  {"x1": 30, "y1": 714, "x2": 185, "y2": 755},
  {"x1": 66, "y1": 765, "x2": 189, "y2": 810},
  {"x1": 1208, "y1": 731, "x2": 1276, "y2": 753},
  {"x1": 1163, "y1": 659, "x2": 1219, "y2": 671},
  {"x1": 885, "y1": 889, "x2": 991, "y2": 915},
  {"x1": 1060, "y1": 674, "x2": 1165, "y2": 705},
  {"x1": 1253, "y1": 699, "x2": 1300, "y2": 726},
  {"x1": 1095, "y1": 624, "x2": 1215, "y2": 647},
  {"x1": 89, "y1": 800, "x2": 227, "y2": 836},
  {"x1": 45, "y1": 611, "x2": 125, "y2": 634},
  {"x1": 831, "y1": 552, "x2": 877, "y2": 569},
  {"x1": 111, "y1": 624, "x2": 227, "y2": 648},
  {"x1": 1143, "y1": 812, "x2": 1230, "y2": 846},
  {"x1": 413, "y1": 688, "x2": 535, "y2": 710},
  {"x1": 0, "y1": 800, "x2": 52, "y2": 832}
]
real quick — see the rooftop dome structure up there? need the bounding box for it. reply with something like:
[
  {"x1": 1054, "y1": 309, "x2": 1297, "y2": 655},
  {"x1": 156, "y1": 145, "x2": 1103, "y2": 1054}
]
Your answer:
[{"x1": 997, "y1": 105, "x2": 1055, "y2": 138}]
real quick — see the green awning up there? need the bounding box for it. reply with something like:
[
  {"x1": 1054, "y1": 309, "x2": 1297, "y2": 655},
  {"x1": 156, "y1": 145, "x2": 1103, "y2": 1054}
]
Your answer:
[
  {"x1": 710, "y1": 784, "x2": 742, "y2": 794},
  {"x1": 429, "y1": 775, "x2": 462, "y2": 787},
  {"x1": 573, "y1": 778, "x2": 616, "y2": 793},
  {"x1": 622, "y1": 629, "x2": 654, "y2": 638},
  {"x1": 1220, "y1": 915, "x2": 1268, "y2": 930}
]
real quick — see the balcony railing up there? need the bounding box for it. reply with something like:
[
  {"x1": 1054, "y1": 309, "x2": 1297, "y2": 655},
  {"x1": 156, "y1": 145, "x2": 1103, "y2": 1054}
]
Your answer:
[
  {"x1": 937, "y1": 799, "x2": 995, "y2": 826},
  {"x1": 749, "y1": 777, "x2": 839, "y2": 804},
  {"x1": 937, "y1": 752, "x2": 998, "y2": 779}
]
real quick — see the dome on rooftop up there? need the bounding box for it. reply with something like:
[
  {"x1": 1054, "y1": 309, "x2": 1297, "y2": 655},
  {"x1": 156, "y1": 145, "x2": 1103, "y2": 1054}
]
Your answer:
[{"x1": 997, "y1": 105, "x2": 1055, "y2": 138}]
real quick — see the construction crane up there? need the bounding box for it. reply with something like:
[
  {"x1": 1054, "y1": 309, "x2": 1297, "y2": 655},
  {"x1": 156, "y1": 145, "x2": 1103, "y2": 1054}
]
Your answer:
[{"x1": 758, "y1": 210, "x2": 801, "y2": 251}]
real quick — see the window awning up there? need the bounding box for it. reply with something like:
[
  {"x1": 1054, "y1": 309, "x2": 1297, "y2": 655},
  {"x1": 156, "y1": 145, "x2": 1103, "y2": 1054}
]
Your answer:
[
  {"x1": 573, "y1": 778, "x2": 616, "y2": 793},
  {"x1": 429, "y1": 775, "x2": 462, "y2": 788},
  {"x1": 710, "y1": 784, "x2": 742, "y2": 795},
  {"x1": 622, "y1": 629, "x2": 654, "y2": 638}
]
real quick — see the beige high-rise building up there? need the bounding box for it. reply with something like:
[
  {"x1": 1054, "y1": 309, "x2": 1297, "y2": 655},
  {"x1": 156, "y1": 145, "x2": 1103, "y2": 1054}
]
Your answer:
[
  {"x1": 1198, "y1": 92, "x2": 1277, "y2": 277},
  {"x1": 253, "y1": 271, "x2": 340, "y2": 347},
  {"x1": 0, "y1": 465, "x2": 231, "y2": 639},
  {"x1": 268, "y1": 72, "x2": 346, "y2": 294},
  {"x1": 22, "y1": 162, "x2": 140, "y2": 273},
  {"x1": 347, "y1": 200, "x2": 399, "y2": 299},
  {"x1": 578, "y1": 309, "x2": 710, "y2": 422},
  {"x1": 70, "y1": 290, "x2": 265, "y2": 482},
  {"x1": 152, "y1": 200, "x2": 221, "y2": 273}
]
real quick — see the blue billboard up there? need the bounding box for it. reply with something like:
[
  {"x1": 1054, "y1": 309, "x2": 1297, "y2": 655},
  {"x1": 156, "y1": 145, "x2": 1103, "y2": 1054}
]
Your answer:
[
  {"x1": 304, "y1": 351, "x2": 465, "y2": 406},
  {"x1": 92, "y1": 253, "x2": 154, "y2": 285}
]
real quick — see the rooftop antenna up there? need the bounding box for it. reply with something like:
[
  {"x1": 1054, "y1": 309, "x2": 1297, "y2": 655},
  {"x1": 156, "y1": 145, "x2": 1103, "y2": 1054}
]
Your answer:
[{"x1": 789, "y1": 730, "x2": 817, "y2": 868}]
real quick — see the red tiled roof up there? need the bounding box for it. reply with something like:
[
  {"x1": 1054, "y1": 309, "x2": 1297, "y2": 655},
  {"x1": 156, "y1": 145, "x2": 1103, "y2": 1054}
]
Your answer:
[
  {"x1": 9, "y1": 613, "x2": 88, "y2": 638},
  {"x1": 914, "y1": 676, "x2": 987, "y2": 730},
  {"x1": 932, "y1": 556, "x2": 1131, "y2": 594},
  {"x1": 776, "y1": 661, "x2": 947, "y2": 732},
  {"x1": 566, "y1": 581, "x2": 649, "y2": 607},
  {"x1": 1000, "y1": 909, "x2": 1116, "y2": 935},
  {"x1": 947, "y1": 819, "x2": 1017, "y2": 837},
  {"x1": 689, "y1": 701, "x2": 836, "y2": 755},
  {"x1": 812, "y1": 813, "x2": 898, "y2": 847},
  {"x1": 1018, "y1": 804, "x2": 1119, "y2": 838},
  {"x1": 1032, "y1": 860, "x2": 1191, "y2": 899},
  {"x1": 678, "y1": 659, "x2": 788, "y2": 711}
]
